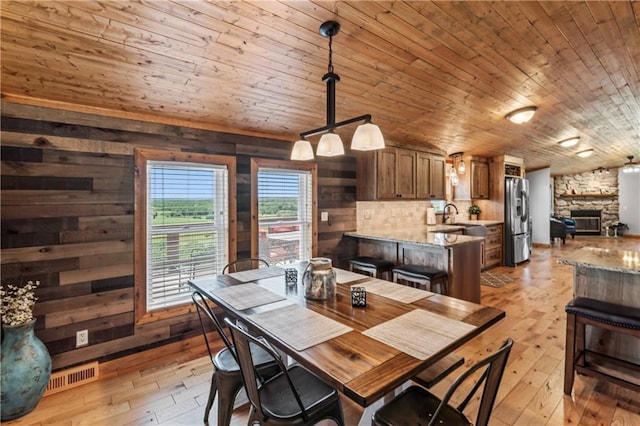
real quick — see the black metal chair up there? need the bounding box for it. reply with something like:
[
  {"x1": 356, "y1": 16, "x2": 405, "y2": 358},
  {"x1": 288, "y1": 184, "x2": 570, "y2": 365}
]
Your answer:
[
  {"x1": 224, "y1": 318, "x2": 345, "y2": 425},
  {"x1": 222, "y1": 258, "x2": 270, "y2": 274},
  {"x1": 372, "y1": 338, "x2": 513, "y2": 426},
  {"x1": 412, "y1": 353, "x2": 465, "y2": 389},
  {"x1": 191, "y1": 292, "x2": 279, "y2": 425}
]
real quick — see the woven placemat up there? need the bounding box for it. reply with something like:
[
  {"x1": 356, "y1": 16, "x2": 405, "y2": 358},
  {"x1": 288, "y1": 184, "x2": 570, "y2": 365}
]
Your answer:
[
  {"x1": 335, "y1": 268, "x2": 368, "y2": 284},
  {"x1": 248, "y1": 303, "x2": 353, "y2": 351},
  {"x1": 363, "y1": 309, "x2": 476, "y2": 360},
  {"x1": 353, "y1": 279, "x2": 434, "y2": 304},
  {"x1": 226, "y1": 266, "x2": 285, "y2": 283},
  {"x1": 213, "y1": 283, "x2": 286, "y2": 310}
]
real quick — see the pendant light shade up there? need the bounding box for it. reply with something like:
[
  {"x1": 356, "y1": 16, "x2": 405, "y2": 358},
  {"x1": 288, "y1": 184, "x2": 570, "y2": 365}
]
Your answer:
[
  {"x1": 449, "y1": 164, "x2": 459, "y2": 186},
  {"x1": 351, "y1": 122, "x2": 385, "y2": 151},
  {"x1": 290, "y1": 139, "x2": 314, "y2": 161},
  {"x1": 316, "y1": 132, "x2": 344, "y2": 157},
  {"x1": 458, "y1": 159, "x2": 466, "y2": 174}
]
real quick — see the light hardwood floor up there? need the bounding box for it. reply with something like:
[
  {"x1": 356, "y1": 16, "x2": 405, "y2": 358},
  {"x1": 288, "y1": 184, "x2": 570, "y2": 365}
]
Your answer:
[{"x1": 6, "y1": 236, "x2": 640, "y2": 425}]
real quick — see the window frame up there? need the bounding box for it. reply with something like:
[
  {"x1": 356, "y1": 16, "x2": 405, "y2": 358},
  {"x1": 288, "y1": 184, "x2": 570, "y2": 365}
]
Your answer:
[
  {"x1": 250, "y1": 158, "x2": 318, "y2": 260},
  {"x1": 134, "y1": 148, "x2": 236, "y2": 324}
]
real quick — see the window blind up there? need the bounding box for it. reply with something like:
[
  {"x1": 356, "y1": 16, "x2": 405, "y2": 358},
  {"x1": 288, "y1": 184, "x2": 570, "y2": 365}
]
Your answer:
[
  {"x1": 257, "y1": 168, "x2": 312, "y2": 264},
  {"x1": 146, "y1": 161, "x2": 229, "y2": 310}
]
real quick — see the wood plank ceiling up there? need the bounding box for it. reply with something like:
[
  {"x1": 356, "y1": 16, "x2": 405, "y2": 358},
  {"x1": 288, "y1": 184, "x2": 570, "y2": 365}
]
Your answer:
[{"x1": 1, "y1": 1, "x2": 639, "y2": 175}]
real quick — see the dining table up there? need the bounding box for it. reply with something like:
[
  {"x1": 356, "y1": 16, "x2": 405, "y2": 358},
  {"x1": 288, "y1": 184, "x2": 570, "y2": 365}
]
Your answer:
[{"x1": 188, "y1": 261, "x2": 505, "y2": 423}]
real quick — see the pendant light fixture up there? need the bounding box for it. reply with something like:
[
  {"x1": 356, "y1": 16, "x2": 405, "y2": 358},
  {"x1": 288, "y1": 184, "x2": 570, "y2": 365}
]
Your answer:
[
  {"x1": 291, "y1": 21, "x2": 384, "y2": 160},
  {"x1": 449, "y1": 152, "x2": 465, "y2": 175}
]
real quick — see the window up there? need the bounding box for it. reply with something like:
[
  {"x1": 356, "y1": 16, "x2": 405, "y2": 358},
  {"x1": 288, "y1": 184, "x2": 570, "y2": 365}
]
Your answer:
[
  {"x1": 134, "y1": 149, "x2": 236, "y2": 323},
  {"x1": 251, "y1": 159, "x2": 317, "y2": 264}
]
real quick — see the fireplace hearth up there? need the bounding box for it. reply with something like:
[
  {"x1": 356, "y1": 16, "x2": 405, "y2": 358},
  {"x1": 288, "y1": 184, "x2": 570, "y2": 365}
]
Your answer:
[{"x1": 570, "y1": 210, "x2": 602, "y2": 235}]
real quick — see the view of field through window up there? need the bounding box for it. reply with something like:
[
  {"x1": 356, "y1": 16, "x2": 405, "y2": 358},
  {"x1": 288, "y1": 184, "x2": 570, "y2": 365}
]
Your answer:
[
  {"x1": 147, "y1": 163, "x2": 228, "y2": 309},
  {"x1": 258, "y1": 169, "x2": 312, "y2": 264}
]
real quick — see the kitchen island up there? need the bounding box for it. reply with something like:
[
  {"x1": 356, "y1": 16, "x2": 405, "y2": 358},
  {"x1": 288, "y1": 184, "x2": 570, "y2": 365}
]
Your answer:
[
  {"x1": 345, "y1": 227, "x2": 484, "y2": 303},
  {"x1": 558, "y1": 247, "x2": 640, "y2": 364}
]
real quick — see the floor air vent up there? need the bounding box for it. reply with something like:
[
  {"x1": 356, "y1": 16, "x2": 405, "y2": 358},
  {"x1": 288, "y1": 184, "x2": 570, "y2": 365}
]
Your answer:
[{"x1": 44, "y1": 361, "x2": 99, "y2": 396}]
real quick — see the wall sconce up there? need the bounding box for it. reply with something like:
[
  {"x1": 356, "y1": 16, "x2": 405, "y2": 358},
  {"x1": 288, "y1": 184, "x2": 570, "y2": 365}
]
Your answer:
[
  {"x1": 558, "y1": 137, "x2": 580, "y2": 148},
  {"x1": 506, "y1": 106, "x2": 537, "y2": 124},
  {"x1": 576, "y1": 148, "x2": 594, "y2": 158},
  {"x1": 291, "y1": 21, "x2": 384, "y2": 161}
]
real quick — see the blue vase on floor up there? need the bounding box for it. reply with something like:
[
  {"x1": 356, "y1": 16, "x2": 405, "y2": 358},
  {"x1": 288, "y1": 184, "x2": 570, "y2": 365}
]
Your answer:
[{"x1": 1, "y1": 320, "x2": 51, "y2": 421}]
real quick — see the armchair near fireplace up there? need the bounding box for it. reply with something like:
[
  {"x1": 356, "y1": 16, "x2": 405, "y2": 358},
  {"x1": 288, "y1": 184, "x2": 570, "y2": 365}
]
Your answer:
[{"x1": 550, "y1": 216, "x2": 574, "y2": 244}]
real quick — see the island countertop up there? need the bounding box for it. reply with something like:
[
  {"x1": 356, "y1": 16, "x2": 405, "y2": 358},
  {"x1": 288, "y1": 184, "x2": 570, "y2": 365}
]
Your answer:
[
  {"x1": 344, "y1": 228, "x2": 485, "y2": 249},
  {"x1": 558, "y1": 246, "x2": 640, "y2": 275}
]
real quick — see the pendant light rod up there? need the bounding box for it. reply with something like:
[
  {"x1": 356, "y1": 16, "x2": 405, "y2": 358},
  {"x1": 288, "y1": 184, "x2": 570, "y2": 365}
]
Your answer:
[
  {"x1": 322, "y1": 21, "x2": 340, "y2": 127},
  {"x1": 300, "y1": 114, "x2": 372, "y2": 139}
]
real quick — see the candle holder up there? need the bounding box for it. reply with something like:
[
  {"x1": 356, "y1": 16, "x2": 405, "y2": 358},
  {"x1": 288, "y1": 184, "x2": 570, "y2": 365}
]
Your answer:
[
  {"x1": 351, "y1": 287, "x2": 367, "y2": 307},
  {"x1": 285, "y1": 268, "x2": 298, "y2": 287}
]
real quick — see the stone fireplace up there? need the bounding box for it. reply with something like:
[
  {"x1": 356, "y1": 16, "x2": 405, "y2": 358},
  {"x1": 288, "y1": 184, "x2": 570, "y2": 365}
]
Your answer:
[{"x1": 554, "y1": 170, "x2": 619, "y2": 235}]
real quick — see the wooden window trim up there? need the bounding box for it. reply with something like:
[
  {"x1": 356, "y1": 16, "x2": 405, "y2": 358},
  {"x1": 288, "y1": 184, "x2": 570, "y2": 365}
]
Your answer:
[{"x1": 134, "y1": 148, "x2": 236, "y2": 325}]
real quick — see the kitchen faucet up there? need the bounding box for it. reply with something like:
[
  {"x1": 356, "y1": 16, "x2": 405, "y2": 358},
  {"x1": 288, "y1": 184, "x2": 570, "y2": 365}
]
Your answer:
[{"x1": 442, "y1": 203, "x2": 459, "y2": 223}]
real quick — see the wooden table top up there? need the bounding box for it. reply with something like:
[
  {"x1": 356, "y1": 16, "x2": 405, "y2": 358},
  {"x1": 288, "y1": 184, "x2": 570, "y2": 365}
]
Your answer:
[{"x1": 188, "y1": 262, "x2": 505, "y2": 407}]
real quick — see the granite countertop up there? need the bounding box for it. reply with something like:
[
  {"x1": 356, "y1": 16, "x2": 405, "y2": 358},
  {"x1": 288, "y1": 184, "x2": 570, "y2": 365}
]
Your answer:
[
  {"x1": 558, "y1": 246, "x2": 640, "y2": 275},
  {"x1": 345, "y1": 228, "x2": 485, "y2": 248},
  {"x1": 451, "y1": 220, "x2": 503, "y2": 226}
]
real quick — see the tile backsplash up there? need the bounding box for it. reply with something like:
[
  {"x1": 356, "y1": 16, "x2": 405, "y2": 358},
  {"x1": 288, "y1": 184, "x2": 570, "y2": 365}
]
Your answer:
[{"x1": 356, "y1": 200, "x2": 473, "y2": 231}]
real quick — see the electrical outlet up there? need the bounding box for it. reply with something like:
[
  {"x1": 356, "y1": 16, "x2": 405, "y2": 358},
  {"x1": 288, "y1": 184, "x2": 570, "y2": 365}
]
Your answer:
[{"x1": 76, "y1": 330, "x2": 89, "y2": 347}]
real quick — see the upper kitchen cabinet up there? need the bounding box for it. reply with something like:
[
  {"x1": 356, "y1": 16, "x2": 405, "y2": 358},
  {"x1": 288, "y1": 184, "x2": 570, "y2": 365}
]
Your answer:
[
  {"x1": 454, "y1": 157, "x2": 490, "y2": 200},
  {"x1": 417, "y1": 152, "x2": 446, "y2": 199},
  {"x1": 357, "y1": 147, "x2": 445, "y2": 201},
  {"x1": 379, "y1": 148, "x2": 416, "y2": 199},
  {"x1": 470, "y1": 159, "x2": 490, "y2": 199}
]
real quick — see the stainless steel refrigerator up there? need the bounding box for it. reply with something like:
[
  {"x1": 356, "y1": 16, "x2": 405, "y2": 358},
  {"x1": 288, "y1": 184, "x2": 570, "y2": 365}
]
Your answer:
[{"x1": 504, "y1": 177, "x2": 532, "y2": 266}]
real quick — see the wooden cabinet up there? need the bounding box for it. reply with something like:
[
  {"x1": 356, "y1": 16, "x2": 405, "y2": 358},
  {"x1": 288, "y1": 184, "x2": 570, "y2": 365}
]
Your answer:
[
  {"x1": 357, "y1": 147, "x2": 445, "y2": 201},
  {"x1": 375, "y1": 148, "x2": 416, "y2": 199},
  {"x1": 416, "y1": 153, "x2": 446, "y2": 199},
  {"x1": 454, "y1": 157, "x2": 489, "y2": 200},
  {"x1": 470, "y1": 160, "x2": 490, "y2": 199},
  {"x1": 484, "y1": 224, "x2": 503, "y2": 269}
]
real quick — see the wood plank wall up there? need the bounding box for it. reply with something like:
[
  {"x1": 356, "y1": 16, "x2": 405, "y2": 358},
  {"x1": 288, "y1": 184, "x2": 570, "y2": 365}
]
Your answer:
[{"x1": 0, "y1": 102, "x2": 358, "y2": 371}]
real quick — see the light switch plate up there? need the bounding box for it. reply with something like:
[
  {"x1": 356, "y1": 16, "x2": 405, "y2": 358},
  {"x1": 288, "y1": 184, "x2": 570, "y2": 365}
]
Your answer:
[{"x1": 321, "y1": 212, "x2": 329, "y2": 222}]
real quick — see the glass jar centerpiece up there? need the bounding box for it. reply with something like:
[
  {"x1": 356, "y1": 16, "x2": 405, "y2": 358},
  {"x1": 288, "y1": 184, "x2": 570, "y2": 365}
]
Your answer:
[{"x1": 302, "y1": 257, "x2": 336, "y2": 300}]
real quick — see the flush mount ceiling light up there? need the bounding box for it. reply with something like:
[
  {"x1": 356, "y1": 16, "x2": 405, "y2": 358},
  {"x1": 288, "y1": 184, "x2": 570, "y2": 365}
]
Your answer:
[
  {"x1": 576, "y1": 148, "x2": 594, "y2": 158},
  {"x1": 558, "y1": 137, "x2": 580, "y2": 148},
  {"x1": 449, "y1": 152, "x2": 465, "y2": 174},
  {"x1": 291, "y1": 21, "x2": 384, "y2": 160},
  {"x1": 622, "y1": 155, "x2": 640, "y2": 173},
  {"x1": 505, "y1": 106, "x2": 538, "y2": 124}
]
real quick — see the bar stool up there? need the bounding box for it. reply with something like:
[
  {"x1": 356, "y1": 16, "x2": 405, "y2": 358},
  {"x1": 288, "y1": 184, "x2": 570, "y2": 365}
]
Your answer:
[
  {"x1": 564, "y1": 297, "x2": 640, "y2": 395},
  {"x1": 392, "y1": 264, "x2": 448, "y2": 294},
  {"x1": 348, "y1": 256, "x2": 394, "y2": 280}
]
